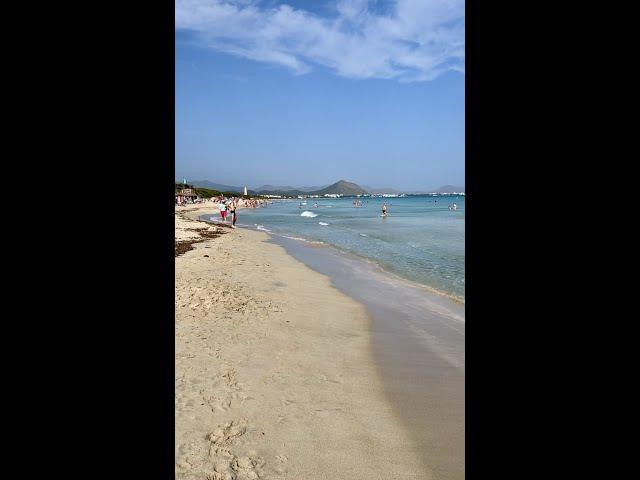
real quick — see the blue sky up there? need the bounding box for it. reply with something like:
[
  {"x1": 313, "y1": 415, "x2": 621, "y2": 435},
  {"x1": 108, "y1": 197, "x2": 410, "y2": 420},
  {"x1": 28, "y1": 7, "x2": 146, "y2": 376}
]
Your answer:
[{"x1": 175, "y1": 0, "x2": 464, "y2": 191}]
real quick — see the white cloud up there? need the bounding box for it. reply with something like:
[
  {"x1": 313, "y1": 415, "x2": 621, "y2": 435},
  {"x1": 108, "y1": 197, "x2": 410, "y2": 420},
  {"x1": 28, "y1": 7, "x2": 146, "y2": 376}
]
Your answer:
[{"x1": 175, "y1": 0, "x2": 464, "y2": 82}]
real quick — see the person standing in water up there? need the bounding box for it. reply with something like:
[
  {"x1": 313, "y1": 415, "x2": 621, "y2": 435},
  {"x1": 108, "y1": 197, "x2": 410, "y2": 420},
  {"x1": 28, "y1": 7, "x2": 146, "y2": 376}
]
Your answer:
[
  {"x1": 230, "y1": 200, "x2": 237, "y2": 228},
  {"x1": 382, "y1": 202, "x2": 388, "y2": 216},
  {"x1": 219, "y1": 199, "x2": 227, "y2": 222}
]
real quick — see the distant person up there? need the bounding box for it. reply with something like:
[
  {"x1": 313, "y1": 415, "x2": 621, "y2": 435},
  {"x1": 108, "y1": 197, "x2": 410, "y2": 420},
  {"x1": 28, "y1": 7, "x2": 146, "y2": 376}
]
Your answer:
[
  {"x1": 382, "y1": 202, "x2": 388, "y2": 216},
  {"x1": 230, "y1": 201, "x2": 237, "y2": 228},
  {"x1": 219, "y1": 200, "x2": 227, "y2": 222}
]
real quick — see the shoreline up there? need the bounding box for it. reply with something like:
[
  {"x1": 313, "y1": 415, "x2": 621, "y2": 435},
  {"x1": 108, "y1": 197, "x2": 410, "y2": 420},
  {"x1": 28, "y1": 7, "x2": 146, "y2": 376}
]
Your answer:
[{"x1": 197, "y1": 208, "x2": 465, "y2": 306}]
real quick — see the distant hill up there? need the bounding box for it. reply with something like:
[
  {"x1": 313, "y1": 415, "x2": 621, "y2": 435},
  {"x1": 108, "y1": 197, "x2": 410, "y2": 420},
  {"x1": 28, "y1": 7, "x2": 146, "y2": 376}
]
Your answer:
[
  {"x1": 258, "y1": 180, "x2": 368, "y2": 197},
  {"x1": 434, "y1": 185, "x2": 465, "y2": 194},
  {"x1": 312, "y1": 180, "x2": 368, "y2": 196}
]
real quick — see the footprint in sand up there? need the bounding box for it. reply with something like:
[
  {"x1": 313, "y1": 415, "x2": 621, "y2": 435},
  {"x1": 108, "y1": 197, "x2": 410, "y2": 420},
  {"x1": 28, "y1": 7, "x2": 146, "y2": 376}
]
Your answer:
[
  {"x1": 207, "y1": 419, "x2": 248, "y2": 448},
  {"x1": 205, "y1": 455, "x2": 264, "y2": 480},
  {"x1": 231, "y1": 455, "x2": 264, "y2": 480},
  {"x1": 176, "y1": 441, "x2": 209, "y2": 473},
  {"x1": 204, "y1": 394, "x2": 231, "y2": 413},
  {"x1": 205, "y1": 420, "x2": 265, "y2": 480},
  {"x1": 222, "y1": 369, "x2": 238, "y2": 388}
]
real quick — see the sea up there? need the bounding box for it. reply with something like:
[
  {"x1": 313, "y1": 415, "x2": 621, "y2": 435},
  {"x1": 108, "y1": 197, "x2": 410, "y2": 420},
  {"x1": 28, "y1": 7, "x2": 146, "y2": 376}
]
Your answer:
[{"x1": 206, "y1": 195, "x2": 465, "y2": 301}]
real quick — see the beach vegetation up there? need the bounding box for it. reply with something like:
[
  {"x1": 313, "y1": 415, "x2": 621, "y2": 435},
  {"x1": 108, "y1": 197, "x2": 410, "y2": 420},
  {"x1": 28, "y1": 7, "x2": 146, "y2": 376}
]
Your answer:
[{"x1": 175, "y1": 183, "x2": 263, "y2": 199}]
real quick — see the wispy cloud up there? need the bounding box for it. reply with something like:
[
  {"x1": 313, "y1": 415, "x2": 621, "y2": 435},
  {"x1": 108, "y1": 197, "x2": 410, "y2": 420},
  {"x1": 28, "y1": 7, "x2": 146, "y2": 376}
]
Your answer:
[{"x1": 175, "y1": 0, "x2": 464, "y2": 82}]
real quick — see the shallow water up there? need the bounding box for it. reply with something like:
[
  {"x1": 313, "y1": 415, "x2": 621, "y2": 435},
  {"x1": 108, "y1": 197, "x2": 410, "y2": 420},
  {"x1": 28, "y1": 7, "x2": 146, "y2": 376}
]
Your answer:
[{"x1": 232, "y1": 195, "x2": 465, "y2": 300}]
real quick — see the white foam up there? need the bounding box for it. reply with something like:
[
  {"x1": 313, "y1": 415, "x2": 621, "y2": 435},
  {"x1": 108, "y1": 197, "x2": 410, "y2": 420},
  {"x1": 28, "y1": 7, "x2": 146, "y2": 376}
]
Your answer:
[
  {"x1": 256, "y1": 225, "x2": 271, "y2": 232},
  {"x1": 359, "y1": 233, "x2": 368, "y2": 237},
  {"x1": 300, "y1": 211, "x2": 318, "y2": 218},
  {"x1": 318, "y1": 222, "x2": 329, "y2": 226},
  {"x1": 281, "y1": 235, "x2": 326, "y2": 245},
  {"x1": 282, "y1": 235, "x2": 308, "y2": 242}
]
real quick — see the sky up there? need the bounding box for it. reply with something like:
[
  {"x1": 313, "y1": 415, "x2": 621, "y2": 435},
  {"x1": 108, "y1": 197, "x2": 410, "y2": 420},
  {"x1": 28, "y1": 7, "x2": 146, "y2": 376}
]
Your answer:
[{"x1": 175, "y1": 0, "x2": 465, "y2": 191}]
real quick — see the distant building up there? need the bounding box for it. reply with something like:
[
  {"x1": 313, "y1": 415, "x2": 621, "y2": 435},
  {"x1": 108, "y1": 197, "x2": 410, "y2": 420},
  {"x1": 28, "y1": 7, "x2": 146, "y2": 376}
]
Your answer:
[{"x1": 176, "y1": 187, "x2": 199, "y2": 204}]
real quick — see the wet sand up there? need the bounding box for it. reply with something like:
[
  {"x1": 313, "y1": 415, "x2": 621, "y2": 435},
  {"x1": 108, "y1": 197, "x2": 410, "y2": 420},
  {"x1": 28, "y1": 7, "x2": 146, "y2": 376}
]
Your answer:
[{"x1": 270, "y1": 236, "x2": 465, "y2": 480}]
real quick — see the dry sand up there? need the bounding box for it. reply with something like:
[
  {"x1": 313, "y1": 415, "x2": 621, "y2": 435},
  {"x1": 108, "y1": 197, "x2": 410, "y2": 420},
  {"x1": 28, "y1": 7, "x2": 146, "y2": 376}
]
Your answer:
[{"x1": 175, "y1": 205, "x2": 430, "y2": 479}]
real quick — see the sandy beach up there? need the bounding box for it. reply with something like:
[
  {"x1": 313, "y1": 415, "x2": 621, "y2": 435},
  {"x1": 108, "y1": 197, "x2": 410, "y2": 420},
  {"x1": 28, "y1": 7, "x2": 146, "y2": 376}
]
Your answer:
[{"x1": 175, "y1": 203, "x2": 462, "y2": 479}]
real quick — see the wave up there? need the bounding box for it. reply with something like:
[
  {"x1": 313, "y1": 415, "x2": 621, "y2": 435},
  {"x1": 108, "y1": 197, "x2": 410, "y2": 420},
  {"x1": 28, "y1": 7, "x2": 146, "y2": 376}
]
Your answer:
[
  {"x1": 318, "y1": 222, "x2": 329, "y2": 226},
  {"x1": 255, "y1": 225, "x2": 271, "y2": 232},
  {"x1": 281, "y1": 235, "x2": 326, "y2": 245},
  {"x1": 282, "y1": 235, "x2": 310, "y2": 242},
  {"x1": 300, "y1": 211, "x2": 318, "y2": 218}
]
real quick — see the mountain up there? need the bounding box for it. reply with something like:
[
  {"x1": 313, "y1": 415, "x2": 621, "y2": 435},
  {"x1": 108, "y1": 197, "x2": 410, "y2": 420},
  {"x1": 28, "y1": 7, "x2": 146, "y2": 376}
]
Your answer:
[
  {"x1": 434, "y1": 185, "x2": 465, "y2": 194},
  {"x1": 258, "y1": 180, "x2": 368, "y2": 196},
  {"x1": 313, "y1": 180, "x2": 368, "y2": 196}
]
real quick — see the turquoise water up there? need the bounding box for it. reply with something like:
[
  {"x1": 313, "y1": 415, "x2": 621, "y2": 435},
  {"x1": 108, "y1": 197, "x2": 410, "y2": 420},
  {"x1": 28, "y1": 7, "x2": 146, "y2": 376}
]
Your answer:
[{"x1": 215, "y1": 195, "x2": 464, "y2": 300}]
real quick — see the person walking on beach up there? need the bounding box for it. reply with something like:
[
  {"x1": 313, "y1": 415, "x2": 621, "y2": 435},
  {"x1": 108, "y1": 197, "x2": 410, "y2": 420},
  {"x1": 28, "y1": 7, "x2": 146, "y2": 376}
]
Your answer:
[
  {"x1": 230, "y1": 200, "x2": 237, "y2": 228},
  {"x1": 219, "y1": 200, "x2": 227, "y2": 222}
]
